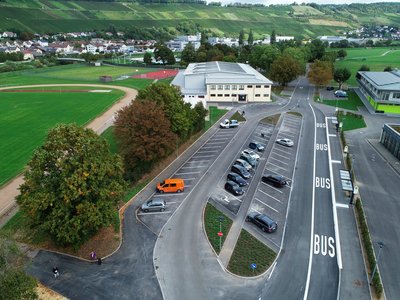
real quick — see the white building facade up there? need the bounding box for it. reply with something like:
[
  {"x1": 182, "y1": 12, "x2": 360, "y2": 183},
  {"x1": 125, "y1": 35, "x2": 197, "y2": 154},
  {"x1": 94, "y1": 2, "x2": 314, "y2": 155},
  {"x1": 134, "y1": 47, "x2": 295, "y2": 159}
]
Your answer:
[{"x1": 171, "y1": 61, "x2": 272, "y2": 107}]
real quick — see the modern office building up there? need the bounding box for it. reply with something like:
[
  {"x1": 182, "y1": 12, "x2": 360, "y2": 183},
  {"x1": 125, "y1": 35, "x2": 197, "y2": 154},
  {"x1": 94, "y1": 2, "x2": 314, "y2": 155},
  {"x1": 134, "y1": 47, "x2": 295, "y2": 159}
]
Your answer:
[
  {"x1": 356, "y1": 70, "x2": 400, "y2": 114},
  {"x1": 380, "y1": 124, "x2": 400, "y2": 159},
  {"x1": 171, "y1": 61, "x2": 273, "y2": 107}
]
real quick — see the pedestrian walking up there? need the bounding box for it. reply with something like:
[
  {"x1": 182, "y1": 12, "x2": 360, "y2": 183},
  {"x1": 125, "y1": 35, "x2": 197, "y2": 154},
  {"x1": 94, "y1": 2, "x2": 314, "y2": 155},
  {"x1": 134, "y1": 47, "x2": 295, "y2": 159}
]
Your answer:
[
  {"x1": 97, "y1": 257, "x2": 102, "y2": 265},
  {"x1": 90, "y1": 251, "x2": 97, "y2": 260},
  {"x1": 53, "y1": 266, "x2": 59, "y2": 279}
]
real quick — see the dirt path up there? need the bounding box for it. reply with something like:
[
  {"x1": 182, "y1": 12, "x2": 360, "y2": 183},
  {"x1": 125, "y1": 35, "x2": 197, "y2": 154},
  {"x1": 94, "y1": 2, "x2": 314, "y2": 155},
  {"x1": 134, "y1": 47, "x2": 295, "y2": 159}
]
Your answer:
[{"x1": 0, "y1": 84, "x2": 138, "y2": 224}]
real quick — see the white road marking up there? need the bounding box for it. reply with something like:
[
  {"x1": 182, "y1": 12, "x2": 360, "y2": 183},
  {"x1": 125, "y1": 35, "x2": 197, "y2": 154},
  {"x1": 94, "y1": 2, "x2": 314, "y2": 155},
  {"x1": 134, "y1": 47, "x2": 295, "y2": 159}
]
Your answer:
[
  {"x1": 268, "y1": 261, "x2": 277, "y2": 280},
  {"x1": 254, "y1": 197, "x2": 279, "y2": 213},
  {"x1": 336, "y1": 203, "x2": 349, "y2": 208},
  {"x1": 331, "y1": 160, "x2": 341, "y2": 164},
  {"x1": 197, "y1": 150, "x2": 219, "y2": 153},
  {"x1": 325, "y1": 116, "x2": 343, "y2": 270},
  {"x1": 274, "y1": 148, "x2": 292, "y2": 155},
  {"x1": 137, "y1": 211, "x2": 172, "y2": 216},
  {"x1": 193, "y1": 155, "x2": 214, "y2": 158},
  {"x1": 181, "y1": 166, "x2": 206, "y2": 169},
  {"x1": 270, "y1": 156, "x2": 289, "y2": 165},
  {"x1": 257, "y1": 190, "x2": 283, "y2": 203},
  {"x1": 260, "y1": 182, "x2": 283, "y2": 194},
  {"x1": 267, "y1": 161, "x2": 287, "y2": 171},
  {"x1": 175, "y1": 171, "x2": 201, "y2": 175},
  {"x1": 328, "y1": 134, "x2": 336, "y2": 137},
  {"x1": 271, "y1": 152, "x2": 291, "y2": 160},
  {"x1": 187, "y1": 160, "x2": 209, "y2": 164}
]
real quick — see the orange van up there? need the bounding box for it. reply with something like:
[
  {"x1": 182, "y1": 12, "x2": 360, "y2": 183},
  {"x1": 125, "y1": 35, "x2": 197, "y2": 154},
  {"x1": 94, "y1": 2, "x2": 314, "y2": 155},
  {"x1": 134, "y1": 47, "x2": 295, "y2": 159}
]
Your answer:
[{"x1": 156, "y1": 178, "x2": 185, "y2": 193}]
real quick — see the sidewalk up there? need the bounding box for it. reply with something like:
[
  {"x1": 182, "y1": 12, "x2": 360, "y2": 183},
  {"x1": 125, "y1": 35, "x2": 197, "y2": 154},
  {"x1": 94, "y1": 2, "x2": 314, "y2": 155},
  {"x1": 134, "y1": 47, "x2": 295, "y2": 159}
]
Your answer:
[{"x1": 367, "y1": 139, "x2": 400, "y2": 175}]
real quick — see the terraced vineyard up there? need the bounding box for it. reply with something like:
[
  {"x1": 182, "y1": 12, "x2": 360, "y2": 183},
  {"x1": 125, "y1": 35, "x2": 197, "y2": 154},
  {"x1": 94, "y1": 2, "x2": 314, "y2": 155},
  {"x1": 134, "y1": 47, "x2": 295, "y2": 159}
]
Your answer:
[{"x1": 1, "y1": 0, "x2": 399, "y2": 37}]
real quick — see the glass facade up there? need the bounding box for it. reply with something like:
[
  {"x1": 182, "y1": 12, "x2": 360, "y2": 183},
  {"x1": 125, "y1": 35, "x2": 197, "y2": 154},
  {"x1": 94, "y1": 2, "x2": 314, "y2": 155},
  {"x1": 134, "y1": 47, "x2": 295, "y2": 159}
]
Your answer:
[{"x1": 380, "y1": 124, "x2": 400, "y2": 160}]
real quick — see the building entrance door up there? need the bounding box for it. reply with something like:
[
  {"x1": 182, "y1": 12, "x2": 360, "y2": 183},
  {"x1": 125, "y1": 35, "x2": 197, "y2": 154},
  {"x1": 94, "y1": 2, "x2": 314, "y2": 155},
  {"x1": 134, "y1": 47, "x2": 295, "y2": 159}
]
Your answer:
[{"x1": 238, "y1": 94, "x2": 247, "y2": 102}]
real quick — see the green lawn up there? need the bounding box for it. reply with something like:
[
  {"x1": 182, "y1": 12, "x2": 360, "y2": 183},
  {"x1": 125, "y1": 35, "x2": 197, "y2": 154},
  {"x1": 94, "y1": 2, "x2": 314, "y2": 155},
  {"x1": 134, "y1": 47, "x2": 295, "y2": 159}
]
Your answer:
[
  {"x1": 205, "y1": 106, "x2": 228, "y2": 130},
  {"x1": 0, "y1": 89, "x2": 124, "y2": 186},
  {"x1": 228, "y1": 229, "x2": 277, "y2": 276},
  {"x1": 319, "y1": 90, "x2": 365, "y2": 111},
  {"x1": 204, "y1": 202, "x2": 233, "y2": 255},
  {"x1": 337, "y1": 111, "x2": 367, "y2": 131},
  {"x1": 332, "y1": 47, "x2": 400, "y2": 86},
  {"x1": 0, "y1": 64, "x2": 154, "y2": 90}
]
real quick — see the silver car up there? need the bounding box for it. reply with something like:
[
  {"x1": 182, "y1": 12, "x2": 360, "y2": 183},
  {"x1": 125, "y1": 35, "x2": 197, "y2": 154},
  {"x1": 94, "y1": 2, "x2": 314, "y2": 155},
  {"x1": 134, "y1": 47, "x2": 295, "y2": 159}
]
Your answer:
[
  {"x1": 276, "y1": 138, "x2": 294, "y2": 147},
  {"x1": 140, "y1": 198, "x2": 166, "y2": 213},
  {"x1": 241, "y1": 149, "x2": 260, "y2": 160},
  {"x1": 235, "y1": 158, "x2": 252, "y2": 171}
]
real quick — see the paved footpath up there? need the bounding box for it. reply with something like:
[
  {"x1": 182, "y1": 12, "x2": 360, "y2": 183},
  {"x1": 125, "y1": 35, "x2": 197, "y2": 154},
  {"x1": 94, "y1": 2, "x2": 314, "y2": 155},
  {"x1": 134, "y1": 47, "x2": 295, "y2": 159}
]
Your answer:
[{"x1": 0, "y1": 84, "x2": 138, "y2": 225}]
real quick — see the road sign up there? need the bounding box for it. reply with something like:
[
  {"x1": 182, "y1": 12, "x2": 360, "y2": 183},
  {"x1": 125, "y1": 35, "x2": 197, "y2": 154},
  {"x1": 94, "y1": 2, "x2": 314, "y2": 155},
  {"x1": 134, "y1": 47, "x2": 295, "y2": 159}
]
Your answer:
[
  {"x1": 218, "y1": 216, "x2": 224, "y2": 222},
  {"x1": 250, "y1": 263, "x2": 257, "y2": 269},
  {"x1": 218, "y1": 231, "x2": 223, "y2": 237}
]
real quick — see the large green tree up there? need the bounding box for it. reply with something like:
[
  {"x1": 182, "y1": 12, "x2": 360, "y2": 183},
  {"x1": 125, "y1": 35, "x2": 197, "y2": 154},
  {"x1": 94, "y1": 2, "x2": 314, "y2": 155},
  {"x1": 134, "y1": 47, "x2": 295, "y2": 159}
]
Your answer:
[
  {"x1": 308, "y1": 60, "x2": 333, "y2": 87},
  {"x1": 137, "y1": 83, "x2": 192, "y2": 140},
  {"x1": 308, "y1": 39, "x2": 326, "y2": 61},
  {"x1": 270, "y1": 54, "x2": 302, "y2": 86},
  {"x1": 248, "y1": 45, "x2": 280, "y2": 73},
  {"x1": 114, "y1": 101, "x2": 177, "y2": 179},
  {"x1": 333, "y1": 67, "x2": 351, "y2": 89},
  {"x1": 248, "y1": 29, "x2": 254, "y2": 46},
  {"x1": 181, "y1": 42, "x2": 196, "y2": 66},
  {"x1": 154, "y1": 43, "x2": 175, "y2": 65},
  {"x1": 17, "y1": 124, "x2": 126, "y2": 248},
  {"x1": 239, "y1": 29, "x2": 245, "y2": 46},
  {"x1": 143, "y1": 52, "x2": 152, "y2": 64}
]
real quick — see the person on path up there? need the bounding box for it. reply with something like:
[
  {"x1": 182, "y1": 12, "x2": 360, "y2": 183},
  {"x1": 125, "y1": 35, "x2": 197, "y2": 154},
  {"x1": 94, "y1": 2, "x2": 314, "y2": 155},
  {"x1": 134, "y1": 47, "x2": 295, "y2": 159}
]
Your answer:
[{"x1": 53, "y1": 266, "x2": 59, "y2": 279}]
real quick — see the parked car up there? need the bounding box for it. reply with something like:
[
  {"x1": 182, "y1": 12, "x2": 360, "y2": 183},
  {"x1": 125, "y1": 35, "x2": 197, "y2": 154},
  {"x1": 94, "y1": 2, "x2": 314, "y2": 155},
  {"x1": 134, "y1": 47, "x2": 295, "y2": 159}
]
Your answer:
[
  {"x1": 334, "y1": 90, "x2": 347, "y2": 98},
  {"x1": 249, "y1": 142, "x2": 265, "y2": 152},
  {"x1": 156, "y1": 178, "x2": 184, "y2": 193},
  {"x1": 261, "y1": 174, "x2": 287, "y2": 187},
  {"x1": 225, "y1": 181, "x2": 244, "y2": 196},
  {"x1": 220, "y1": 119, "x2": 239, "y2": 128},
  {"x1": 246, "y1": 212, "x2": 277, "y2": 233},
  {"x1": 326, "y1": 86, "x2": 334, "y2": 91},
  {"x1": 276, "y1": 138, "x2": 294, "y2": 147},
  {"x1": 240, "y1": 153, "x2": 257, "y2": 168},
  {"x1": 241, "y1": 149, "x2": 260, "y2": 161},
  {"x1": 231, "y1": 164, "x2": 251, "y2": 179},
  {"x1": 234, "y1": 158, "x2": 252, "y2": 171},
  {"x1": 140, "y1": 198, "x2": 166, "y2": 213},
  {"x1": 227, "y1": 172, "x2": 248, "y2": 186}
]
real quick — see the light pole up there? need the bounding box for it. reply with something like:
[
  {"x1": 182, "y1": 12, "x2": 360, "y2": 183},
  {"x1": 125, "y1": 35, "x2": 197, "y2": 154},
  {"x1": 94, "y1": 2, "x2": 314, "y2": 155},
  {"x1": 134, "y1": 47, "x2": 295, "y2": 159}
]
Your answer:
[{"x1": 369, "y1": 242, "x2": 384, "y2": 285}]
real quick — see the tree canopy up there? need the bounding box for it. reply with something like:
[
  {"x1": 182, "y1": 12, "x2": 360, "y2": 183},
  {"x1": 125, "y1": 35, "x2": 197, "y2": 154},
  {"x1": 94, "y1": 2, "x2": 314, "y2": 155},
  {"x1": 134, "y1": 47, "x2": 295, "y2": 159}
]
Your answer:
[
  {"x1": 248, "y1": 45, "x2": 280, "y2": 74},
  {"x1": 308, "y1": 60, "x2": 333, "y2": 87},
  {"x1": 270, "y1": 54, "x2": 302, "y2": 86},
  {"x1": 17, "y1": 124, "x2": 126, "y2": 248},
  {"x1": 154, "y1": 43, "x2": 175, "y2": 65},
  {"x1": 333, "y1": 67, "x2": 351, "y2": 89},
  {"x1": 181, "y1": 42, "x2": 196, "y2": 66}
]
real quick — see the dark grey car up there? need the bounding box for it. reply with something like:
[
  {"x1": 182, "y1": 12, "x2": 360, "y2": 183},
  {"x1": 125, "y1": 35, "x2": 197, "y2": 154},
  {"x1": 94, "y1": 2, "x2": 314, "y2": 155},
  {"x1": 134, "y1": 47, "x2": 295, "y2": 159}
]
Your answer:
[
  {"x1": 231, "y1": 164, "x2": 251, "y2": 179},
  {"x1": 246, "y1": 212, "x2": 277, "y2": 233},
  {"x1": 240, "y1": 153, "x2": 257, "y2": 168},
  {"x1": 227, "y1": 172, "x2": 248, "y2": 186},
  {"x1": 225, "y1": 181, "x2": 244, "y2": 196}
]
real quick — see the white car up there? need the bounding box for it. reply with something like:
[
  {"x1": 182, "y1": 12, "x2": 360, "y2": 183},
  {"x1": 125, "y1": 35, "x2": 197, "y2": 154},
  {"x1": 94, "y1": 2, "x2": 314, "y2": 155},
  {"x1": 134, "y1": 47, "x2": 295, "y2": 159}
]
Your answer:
[
  {"x1": 276, "y1": 138, "x2": 294, "y2": 147},
  {"x1": 241, "y1": 149, "x2": 260, "y2": 161}
]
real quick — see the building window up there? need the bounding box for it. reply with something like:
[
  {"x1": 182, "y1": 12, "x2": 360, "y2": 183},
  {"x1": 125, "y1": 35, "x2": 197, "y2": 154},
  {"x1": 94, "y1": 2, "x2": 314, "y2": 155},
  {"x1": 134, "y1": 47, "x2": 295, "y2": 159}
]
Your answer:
[
  {"x1": 264, "y1": 85, "x2": 270, "y2": 88},
  {"x1": 232, "y1": 94, "x2": 237, "y2": 97},
  {"x1": 263, "y1": 94, "x2": 269, "y2": 97},
  {"x1": 210, "y1": 94, "x2": 216, "y2": 97},
  {"x1": 224, "y1": 94, "x2": 229, "y2": 97},
  {"x1": 217, "y1": 94, "x2": 223, "y2": 97},
  {"x1": 239, "y1": 85, "x2": 244, "y2": 90},
  {"x1": 255, "y1": 94, "x2": 260, "y2": 97},
  {"x1": 247, "y1": 85, "x2": 253, "y2": 88},
  {"x1": 224, "y1": 85, "x2": 230, "y2": 90},
  {"x1": 393, "y1": 93, "x2": 400, "y2": 99},
  {"x1": 199, "y1": 95, "x2": 205, "y2": 98},
  {"x1": 256, "y1": 85, "x2": 261, "y2": 88},
  {"x1": 232, "y1": 85, "x2": 237, "y2": 90},
  {"x1": 218, "y1": 85, "x2": 223, "y2": 90},
  {"x1": 210, "y1": 85, "x2": 216, "y2": 90}
]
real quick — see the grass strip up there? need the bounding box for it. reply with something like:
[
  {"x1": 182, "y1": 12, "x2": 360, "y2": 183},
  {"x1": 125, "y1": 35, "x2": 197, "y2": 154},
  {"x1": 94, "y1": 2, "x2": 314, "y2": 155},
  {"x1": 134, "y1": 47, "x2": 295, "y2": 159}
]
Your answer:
[
  {"x1": 228, "y1": 229, "x2": 277, "y2": 276},
  {"x1": 231, "y1": 110, "x2": 246, "y2": 122},
  {"x1": 204, "y1": 203, "x2": 233, "y2": 255},
  {"x1": 355, "y1": 199, "x2": 383, "y2": 298},
  {"x1": 204, "y1": 106, "x2": 229, "y2": 130},
  {"x1": 318, "y1": 90, "x2": 365, "y2": 111},
  {"x1": 261, "y1": 113, "x2": 281, "y2": 125},
  {"x1": 337, "y1": 111, "x2": 367, "y2": 131}
]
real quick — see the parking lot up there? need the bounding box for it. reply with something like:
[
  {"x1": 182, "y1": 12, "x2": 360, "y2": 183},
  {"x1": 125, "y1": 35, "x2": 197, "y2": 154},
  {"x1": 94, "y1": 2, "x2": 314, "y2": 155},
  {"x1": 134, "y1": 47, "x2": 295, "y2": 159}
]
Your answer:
[
  {"x1": 137, "y1": 127, "x2": 240, "y2": 235},
  {"x1": 209, "y1": 122, "x2": 275, "y2": 215},
  {"x1": 245, "y1": 114, "x2": 302, "y2": 250}
]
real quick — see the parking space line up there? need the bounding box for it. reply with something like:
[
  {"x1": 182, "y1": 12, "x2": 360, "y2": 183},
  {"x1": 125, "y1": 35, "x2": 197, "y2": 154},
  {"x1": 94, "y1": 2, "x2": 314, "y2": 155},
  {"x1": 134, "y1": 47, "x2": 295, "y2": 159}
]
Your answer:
[
  {"x1": 175, "y1": 171, "x2": 201, "y2": 175},
  {"x1": 183, "y1": 177, "x2": 196, "y2": 180},
  {"x1": 181, "y1": 166, "x2": 206, "y2": 169},
  {"x1": 258, "y1": 189, "x2": 283, "y2": 203},
  {"x1": 193, "y1": 155, "x2": 215, "y2": 158},
  {"x1": 254, "y1": 197, "x2": 279, "y2": 213},
  {"x1": 259, "y1": 182, "x2": 283, "y2": 194},
  {"x1": 270, "y1": 156, "x2": 289, "y2": 165},
  {"x1": 205, "y1": 141, "x2": 226, "y2": 145},
  {"x1": 197, "y1": 150, "x2": 219, "y2": 153},
  {"x1": 153, "y1": 193, "x2": 186, "y2": 197},
  {"x1": 278, "y1": 131, "x2": 296, "y2": 137},
  {"x1": 209, "y1": 138, "x2": 230, "y2": 141},
  {"x1": 274, "y1": 148, "x2": 292, "y2": 155},
  {"x1": 264, "y1": 169, "x2": 292, "y2": 182},
  {"x1": 252, "y1": 136, "x2": 267, "y2": 143},
  {"x1": 267, "y1": 161, "x2": 287, "y2": 171},
  {"x1": 271, "y1": 152, "x2": 291, "y2": 160},
  {"x1": 201, "y1": 146, "x2": 221, "y2": 149},
  {"x1": 283, "y1": 120, "x2": 300, "y2": 126},
  {"x1": 137, "y1": 211, "x2": 173, "y2": 216},
  {"x1": 187, "y1": 160, "x2": 209, "y2": 164}
]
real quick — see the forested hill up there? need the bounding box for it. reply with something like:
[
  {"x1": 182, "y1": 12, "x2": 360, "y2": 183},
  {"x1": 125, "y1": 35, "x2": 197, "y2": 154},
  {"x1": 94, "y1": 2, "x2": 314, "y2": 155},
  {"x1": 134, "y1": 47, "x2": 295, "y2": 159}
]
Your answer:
[{"x1": 0, "y1": 0, "x2": 399, "y2": 38}]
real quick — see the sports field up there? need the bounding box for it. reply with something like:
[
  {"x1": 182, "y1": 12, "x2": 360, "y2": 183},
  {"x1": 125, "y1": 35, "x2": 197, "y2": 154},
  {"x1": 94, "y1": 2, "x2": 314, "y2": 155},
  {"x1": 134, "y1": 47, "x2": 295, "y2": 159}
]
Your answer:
[
  {"x1": 0, "y1": 89, "x2": 124, "y2": 186},
  {"x1": 333, "y1": 47, "x2": 400, "y2": 86},
  {"x1": 0, "y1": 64, "x2": 154, "y2": 90}
]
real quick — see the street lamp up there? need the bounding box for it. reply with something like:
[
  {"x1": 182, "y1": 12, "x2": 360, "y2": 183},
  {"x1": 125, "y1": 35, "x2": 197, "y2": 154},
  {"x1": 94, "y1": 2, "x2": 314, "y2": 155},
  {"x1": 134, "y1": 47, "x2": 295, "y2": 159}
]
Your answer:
[{"x1": 369, "y1": 242, "x2": 384, "y2": 285}]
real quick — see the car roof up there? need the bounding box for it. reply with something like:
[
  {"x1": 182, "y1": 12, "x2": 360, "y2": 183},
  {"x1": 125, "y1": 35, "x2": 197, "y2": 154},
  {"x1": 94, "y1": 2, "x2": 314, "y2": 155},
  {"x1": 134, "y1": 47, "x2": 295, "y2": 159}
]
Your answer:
[
  {"x1": 256, "y1": 214, "x2": 276, "y2": 225},
  {"x1": 150, "y1": 198, "x2": 165, "y2": 204},
  {"x1": 226, "y1": 180, "x2": 238, "y2": 186}
]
